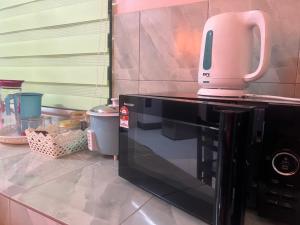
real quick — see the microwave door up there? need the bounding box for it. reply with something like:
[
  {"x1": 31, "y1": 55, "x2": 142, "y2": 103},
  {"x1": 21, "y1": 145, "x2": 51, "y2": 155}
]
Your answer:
[
  {"x1": 119, "y1": 95, "x2": 251, "y2": 225},
  {"x1": 214, "y1": 110, "x2": 250, "y2": 225}
]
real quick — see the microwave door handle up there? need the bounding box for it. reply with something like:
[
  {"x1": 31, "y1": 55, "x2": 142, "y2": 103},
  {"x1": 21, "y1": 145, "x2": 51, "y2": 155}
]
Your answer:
[
  {"x1": 214, "y1": 112, "x2": 234, "y2": 225},
  {"x1": 214, "y1": 111, "x2": 247, "y2": 225}
]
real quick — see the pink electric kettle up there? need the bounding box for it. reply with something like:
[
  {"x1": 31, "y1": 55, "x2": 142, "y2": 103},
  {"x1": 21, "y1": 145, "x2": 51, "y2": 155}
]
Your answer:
[{"x1": 198, "y1": 10, "x2": 271, "y2": 97}]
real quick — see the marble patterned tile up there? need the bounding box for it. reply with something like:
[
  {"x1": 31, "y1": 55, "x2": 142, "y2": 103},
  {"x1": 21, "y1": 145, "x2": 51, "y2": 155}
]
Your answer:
[
  {"x1": 139, "y1": 81, "x2": 199, "y2": 94},
  {"x1": 113, "y1": 12, "x2": 140, "y2": 80},
  {"x1": 209, "y1": 0, "x2": 251, "y2": 16},
  {"x1": 247, "y1": 83, "x2": 295, "y2": 97},
  {"x1": 0, "y1": 143, "x2": 29, "y2": 160},
  {"x1": 296, "y1": 51, "x2": 300, "y2": 83},
  {"x1": 14, "y1": 163, "x2": 152, "y2": 225},
  {"x1": 293, "y1": 84, "x2": 300, "y2": 98},
  {"x1": 122, "y1": 197, "x2": 286, "y2": 225},
  {"x1": 209, "y1": 0, "x2": 300, "y2": 84},
  {"x1": 251, "y1": 0, "x2": 300, "y2": 84},
  {"x1": 122, "y1": 197, "x2": 208, "y2": 225},
  {"x1": 10, "y1": 200, "x2": 63, "y2": 225},
  {"x1": 140, "y1": 2, "x2": 208, "y2": 82},
  {"x1": 0, "y1": 150, "x2": 104, "y2": 197},
  {"x1": 112, "y1": 79, "x2": 139, "y2": 98},
  {"x1": 0, "y1": 194, "x2": 9, "y2": 225}
]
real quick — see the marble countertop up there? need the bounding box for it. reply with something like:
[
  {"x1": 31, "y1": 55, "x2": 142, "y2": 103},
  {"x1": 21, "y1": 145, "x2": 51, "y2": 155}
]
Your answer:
[{"x1": 0, "y1": 144, "x2": 206, "y2": 225}]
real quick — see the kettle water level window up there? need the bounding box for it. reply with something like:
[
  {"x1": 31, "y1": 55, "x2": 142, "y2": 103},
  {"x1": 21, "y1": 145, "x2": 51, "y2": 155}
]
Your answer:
[{"x1": 0, "y1": 0, "x2": 112, "y2": 110}]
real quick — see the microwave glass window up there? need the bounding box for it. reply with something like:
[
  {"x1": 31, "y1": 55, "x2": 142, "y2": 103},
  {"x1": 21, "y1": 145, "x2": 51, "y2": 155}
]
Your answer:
[{"x1": 126, "y1": 111, "x2": 219, "y2": 211}]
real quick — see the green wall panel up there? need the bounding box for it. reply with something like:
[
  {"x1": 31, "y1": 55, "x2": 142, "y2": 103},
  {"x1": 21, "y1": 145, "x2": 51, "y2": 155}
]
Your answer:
[
  {"x1": 0, "y1": 0, "x2": 38, "y2": 10},
  {"x1": 0, "y1": 66, "x2": 108, "y2": 85},
  {"x1": 0, "y1": 34, "x2": 108, "y2": 57},
  {"x1": 0, "y1": 54, "x2": 109, "y2": 67},
  {"x1": 42, "y1": 94, "x2": 108, "y2": 110},
  {"x1": 0, "y1": 0, "x2": 108, "y2": 34},
  {"x1": 0, "y1": 0, "x2": 110, "y2": 109},
  {"x1": 0, "y1": 0, "x2": 92, "y2": 19},
  {"x1": 22, "y1": 83, "x2": 109, "y2": 99},
  {"x1": 0, "y1": 20, "x2": 109, "y2": 43},
  {"x1": 1, "y1": 83, "x2": 109, "y2": 110}
]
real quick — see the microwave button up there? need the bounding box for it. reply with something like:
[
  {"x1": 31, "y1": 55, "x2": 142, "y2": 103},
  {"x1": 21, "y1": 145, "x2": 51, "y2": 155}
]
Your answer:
[
  {"x1": 272, "y1": 152, "x2": 300, "y2": 176},
  {"x1": 269, "y1": 189, "x2": 279, "y2": 196},
  {"x1": 282, "y1": 192, "x2": 295, "y2": 199},
  {"x1": 285, "y1": 183, "x2": 296, "y2": 189},
  {"x1": 266, "y1": 198, "x2": 279, "y2": 206},
  {"x1": 279, "y1": 201, "x2": 293, "y2": 209},
  {"x1": 270, "y1": 179, "x2": 280, "y2": 184}
]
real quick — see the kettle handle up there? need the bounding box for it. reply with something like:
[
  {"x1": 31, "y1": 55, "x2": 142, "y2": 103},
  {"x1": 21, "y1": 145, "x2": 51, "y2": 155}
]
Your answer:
[{"x1": 243, "y1": 10, "x2": 271, "y2": 82}]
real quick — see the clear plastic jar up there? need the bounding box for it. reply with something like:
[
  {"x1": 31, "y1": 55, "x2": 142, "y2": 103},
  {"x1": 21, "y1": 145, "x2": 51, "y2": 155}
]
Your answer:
[
  {"x1": 0, "y1": 80, "x2": 24, "y2": 127},
  {"x1": 58, "y1": 119, "x2": 81, "y2": 133}
]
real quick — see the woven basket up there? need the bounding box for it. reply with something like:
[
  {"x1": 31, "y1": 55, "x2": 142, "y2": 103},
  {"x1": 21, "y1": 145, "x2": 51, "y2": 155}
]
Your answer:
[{"x1": 25, "y1": 127, "x2": 88, "y2": 159}]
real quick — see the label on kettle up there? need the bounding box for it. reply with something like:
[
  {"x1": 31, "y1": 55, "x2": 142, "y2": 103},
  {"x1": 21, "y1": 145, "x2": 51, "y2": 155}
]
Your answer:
[{"x1": 120, "y1": 106, "x2": 129, "y2": 129}]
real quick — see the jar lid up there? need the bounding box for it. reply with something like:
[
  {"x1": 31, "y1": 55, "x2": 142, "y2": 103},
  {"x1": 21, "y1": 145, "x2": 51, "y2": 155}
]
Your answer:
[
  {"x1": 70, "y1": 111, "x2": 86, "y2": 120},
  {"x1": 0, "y1": 80, "x2": 24, "y2": 88},
  {"x1": 59, "y1": 120, "x2": 81, "y2": 129},
  {"x1": 87, "y1": 105, "x2": 119, "y2": 117}
]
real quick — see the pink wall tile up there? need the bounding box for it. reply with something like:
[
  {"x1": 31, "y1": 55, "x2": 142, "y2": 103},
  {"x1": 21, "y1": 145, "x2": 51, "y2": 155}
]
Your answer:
[{"x1": 115, "y1": 0, "x2": 205, "y2": 14}]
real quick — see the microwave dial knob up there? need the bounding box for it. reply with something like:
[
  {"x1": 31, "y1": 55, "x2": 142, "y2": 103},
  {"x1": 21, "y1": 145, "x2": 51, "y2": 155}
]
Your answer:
[{"x1": 272, "y1": 152, "x2": 300, "y2": 176}]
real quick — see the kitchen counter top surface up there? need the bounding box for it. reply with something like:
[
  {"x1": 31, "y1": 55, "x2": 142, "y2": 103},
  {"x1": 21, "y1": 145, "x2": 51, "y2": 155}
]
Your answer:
[{"x1": 0, "y1": 144, "x2": 282, "y2": 225}]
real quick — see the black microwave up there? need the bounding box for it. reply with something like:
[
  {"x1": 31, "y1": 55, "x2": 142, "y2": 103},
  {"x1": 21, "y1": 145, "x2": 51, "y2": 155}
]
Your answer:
[{"x1": 118, "y1": 94, "x2": 300, "y2": 225}]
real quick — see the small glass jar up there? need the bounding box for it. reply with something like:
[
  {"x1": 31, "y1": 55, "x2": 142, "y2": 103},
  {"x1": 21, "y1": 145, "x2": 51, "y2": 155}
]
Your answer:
[
  {"x1": 70, "y1": 111, "x2": 86, "y2": 120},
  {"x1": 58, "y1": 119, "x2": 81, "y2": 133},
  {"x1": 19, "y1": 117, "x2": 44, "y2": 136}
]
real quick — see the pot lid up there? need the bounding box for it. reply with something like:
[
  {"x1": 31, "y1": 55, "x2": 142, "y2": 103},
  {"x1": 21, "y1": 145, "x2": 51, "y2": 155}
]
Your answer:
[{"x1": 87, "y1": 105, "x2": 119, "y2": 117}]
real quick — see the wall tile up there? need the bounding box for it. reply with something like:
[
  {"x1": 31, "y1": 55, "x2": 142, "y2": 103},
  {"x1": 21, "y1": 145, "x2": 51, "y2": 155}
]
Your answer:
[
  {"x1": 113, "y1": 12, "x2": 140, "y2": 80},
  {"x1": 10, "y1": 201, "x2": 61, "y2": 225},
  {"x1": 247, "y1": 83, "x2": 295, "y2": 97},
  {"x1": 209, "y1": 0, "x2": 251, "y2": 16},
  {"x1": 296, "y1": 51, "x2": 300, "y2": 83},
  {"x1": 114, "y1": 0, "x2": 300, "y2": 98},
  {"x1": 139, "y1": 81, "x2": 199, "y2": 94},
  {"x1": 140, "y1": 2, "x2": 208, "y2": 82},
  {"x1": 293, "y1": 84, "x2": 300, "y2": 98},
  {"x1": 209, "y1": 0, "x2": 300, "y2": 84},
  {"x1": 0, "y1": 194, "x2": 9, "y2": 225},
  {"x1": 112, "y1": 79, "x2": 139, "y2": 97},
  {"x1": 116, "y1": 0, "x2": 208, "y2": 14},
  {"x1": 251, "y1": 0, "x2": 300, "y2": 84}
]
